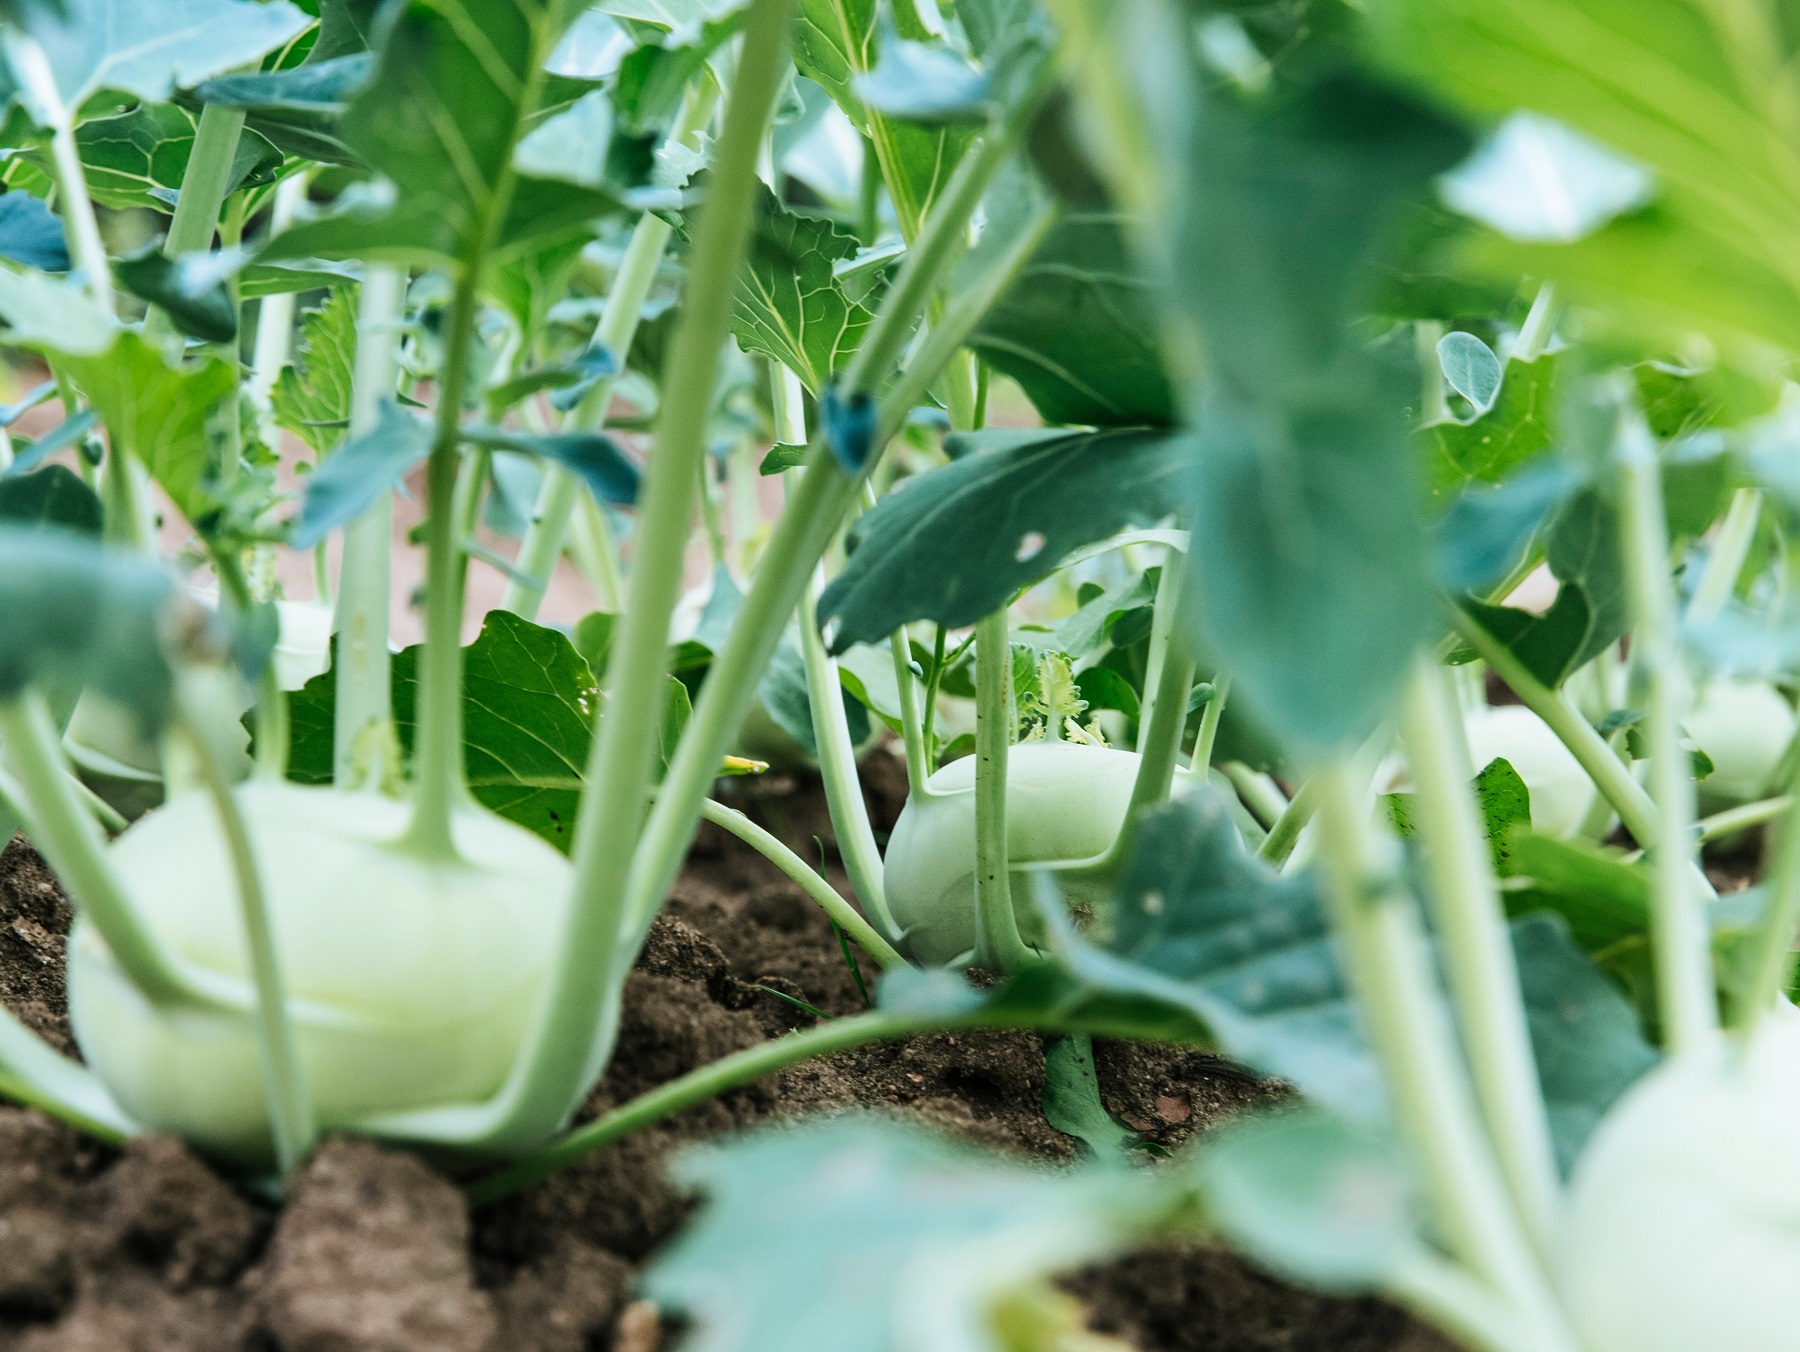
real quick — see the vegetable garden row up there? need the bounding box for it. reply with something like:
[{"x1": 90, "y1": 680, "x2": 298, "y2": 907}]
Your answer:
[{"x1": 0, "y1": 0, "x2": 1791, "y2": 1349}]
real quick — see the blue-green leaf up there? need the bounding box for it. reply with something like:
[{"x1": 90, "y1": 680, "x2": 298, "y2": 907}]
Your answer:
[
  {"x1": 0, "y1": 191, "x2": 67, "y2": 271},
  {"x1": 290, "y1": 400, "x2": 430, "y2": 548}
]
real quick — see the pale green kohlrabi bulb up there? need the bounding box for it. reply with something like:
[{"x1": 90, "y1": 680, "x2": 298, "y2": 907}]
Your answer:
[
  {"x1": 1683, "y1": 677, "x2": 1796, "y2": 811},
  {"x1": 68, "y1": 781, "x2": 570, "y2": 1165},
  {"x1": 1463, "y1": 704, "x2": 1597, "y2": 839},
  {"x1": 882, "y1": 740, "x2": 1153, "y2": 966},
  {"x1": 1560, "y1": 999, "x2": 1800, "y2": 1352}
]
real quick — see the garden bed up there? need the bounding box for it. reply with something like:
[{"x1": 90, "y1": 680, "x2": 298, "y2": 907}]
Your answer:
[{"x1": 0, "y1": 764, "x2": 1446, "y2": 1352}]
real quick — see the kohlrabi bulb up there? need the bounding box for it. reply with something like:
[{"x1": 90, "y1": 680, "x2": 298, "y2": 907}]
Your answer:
[
  {"x1": 1463, "y1": 704, "x2": 1597, "y2": 839},
  {"x1": 1560, "y1": 1000, "x2": 1800, "y2": 1352},
  {"x1": 274, "y1": 600, "x2": 335, "y2": 692},
  {"x1": 883, "y1": 740, "x2": 1147, "y2": 966},
  {"x1": 67, "y1": 781, "x2": 570, "y2": 1165},
  {"x1": 1684, "y1": 677, "x2": 1795, "y2": 810}
]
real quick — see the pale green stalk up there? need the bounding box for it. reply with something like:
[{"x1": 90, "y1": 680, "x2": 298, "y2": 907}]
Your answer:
[
  {"x1": 1617, "y1": 417, "x2": 1719, "y2": 1054},
  {"x1": 3, "y1": 33, "x2": 112, "y2": 306},
  {"x1": 333, "y1": 267, "x2": 406, "y2": 790},
  {"x1": 569, "y1": 493, "x2": 626, "y2": 610},
  {"x1": 1512, "y1": 283, "x2": 1557, "y2": 363},
  {"x1": 1736, "y1": 779, "x2": 1800, "y2": 1038},
  {"x1": 973, "y1": 608, "x2": 1031, "y2": 971},
  {"x1": 1452, "y1": 609, "x2": 1659, "y2": 846},
  {"x1": 1136, "y1": 547, "x2": 1184, "y2": 753},
  {"x1": 403, "y1": 269, "x2": 483, "y2": 859},
  {"x1": 1311, "y1": 764, "x2": 1573, "y2": 1346},
  {"x1": 455, "y1": 0, "x2": 794, "y2": 1149},
  {"x1": 248, "y1": 174, "x2": 312, "y2": 440},
  {"x1": 1189, "y1": 675, "x2": 1228, "y2": 774},
  {"x1": 0, "y1": 1001, "x2": 136, "y2": 1144},
  {"x1": 698, "y1": 798, "x2": 904, "y2": 967},
  {"x1": 620, "y1": 98, "x2": 1053, "y2": 947},
  {"x1": 800, "y1": 557, "x2": 898, "y2": 939},
  {"x1": 144, "y1": 102, "x2": 248, "y2": 353},
  {"x1": 1688, "y1": 487, "x2": 1763, "y2": 621},
  {"x1": 1219, "y1": 761, "x2": 1286, "y2": 829},
  {"x1": 1697, "y1": 793, "x2": 1792, "y2": 843},
  {"x1": 1416, "y1": 320, "x2": 1450, "y2": 424},
  {"x1": 500, "y1": 80, "x2": 721, "y2": 620},
  {"x1": 466, "y1": 1006, "x2": 955, "y2": 1203},
  {"x1": 0, "y1": 694, "x2": 227, "y2": 1009},
  {"x1": 1257, "y1": 779, "x2": 1314, "y2": 865},
  {"x1": 180, "y1": 696, "x2": 314, "y2": 1174},
  {"x1": 1397, "y1": 657, "x2": 1560, "y2": 1259},
  {"x1": 891, "y1": 625, "x2": 932, "y2": 799}
]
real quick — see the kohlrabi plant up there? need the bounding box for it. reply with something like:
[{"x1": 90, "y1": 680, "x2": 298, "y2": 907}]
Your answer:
[{"x1": 3, "y1": 2, "x2": 1800, "y2": 1352}]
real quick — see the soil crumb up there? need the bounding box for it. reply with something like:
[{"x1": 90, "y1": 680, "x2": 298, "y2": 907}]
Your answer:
[{"x1": 0, "y1": 765, "x2": 1439, "y2": 1351}]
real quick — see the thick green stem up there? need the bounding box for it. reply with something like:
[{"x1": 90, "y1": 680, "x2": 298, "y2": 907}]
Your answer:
[
  {"x1": 891, "y1": 626, "x2": 932, "y2": 799},
  {"x1": 1698, "y1": 793, "x2": 1791, "y2": 843},
  {"x1": 1128, "y1": 636, "x2": 1197, "y2": 818},
  {"x1": 1397, "y1": 657, "x2": 1560, "y2": 1259},
  {"x1": 486, "y1": 0, "x2": 794, "y2": 1148},
  {"x1": 1257, "y1": 778, "x2": 1314, "y2": 864},
  {"x1": 1688, "y1": 486, "x2": 1762, "y2": 621},
  {"x1": 1311, "y1": 764, "x2": 1570, "y2": 1342},
  {"x1": 500, "y1": 81, "x2": 720, "y2": 620},
  {"x1": 333, "y1": 267, "x2": 405, "y2": 789},
  {"x1": 698, "y1": 798, "x2": 905, "y2": 967},
  {"x1": 569, "y1": 493, "x2": 626, "y2": 610},
  {"x1": 0, "y1": 694, "x2": 225, "y2": 1009},
  {"x1": 1617, "y1": 419, "x2": 1719, "y2": 1054},
  {"x1": 620, "y1": 98, "x2": 1047, "y2": 945},
  {"x1": 144, "y1": 102, "x2": 247, "y2": 352},
  {"x1": 973, "y1": 609, "x2": 1031, "y2": 971},
  {"x1": 1189, "y1": 675, "x2": 1228, "y2": 775},
  {"x1": 1512, "y1": 283, "x2": 1557, "y2": 363},
  {"x1": 180, "y1": 696, "x2": 314, "y2": 1174},
  {"x1": 4, "y1": 33, "x2": 112, "y2": 308},
  {"x1": 403, "y1": 272, "x2": 483, "y2": 859},
  {"x1": 0, "y1": 1002, "x2": 136, "y2": 1144},
  {"x1": 800, "y1": 562, "x2": 898, "y2": 938},
  {"x1": 247, "y1": 173, "x2": 311, "y2": 442},
  {"x1": 466, "y1": 1008, "x2": 951, "y2": 1204},
  {"x1": 1451, "y1": 608, "x2": 1659, "y2": 846},
  {"x1": 1135, "y1": 548, "x2": 1184, "y2": 754},
  {"x1": 921, "y1": 625, "x2": 949, "y2": 773},
  {"x1": 1220, "y1": 761, "x2": 1286, "y2": 829},
  {"x1": 1736, "y1": 780, "x2": 1800, "y2": 1037}
]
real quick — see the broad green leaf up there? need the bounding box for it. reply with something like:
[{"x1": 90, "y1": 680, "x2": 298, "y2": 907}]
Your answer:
[
  {"x1": 0, "y1": 263, "x2": 116, "y2": 354},
  {"x1": 792, "y1": 0, "x2": 972, "y2": 238},
  {"x1": 289, "y1": 400, "x2": 430, "y2": 548},
  {"x1": 1511, "y1": 911, "x2": 1659, "y2": 1172},
  {"x1": 1041, "y1": 795, "x2": 1659, "y2": 1165},
  {"x1": 723, "y1": 181, "x2": 876, "y2": 395},
  {"x1": 751, "y1": 629, "x2": 871, "y2": 756},
  {"x1": 488, "y1": 229, "x2": 589, "y2": 344},
  {"x1": 818, "y1": 428, "x2": 1185, "y2": 649},
  {"x1": 0, "y1": 190, "x2": 67, "y2": 270},
  {"x1": 114, "y1": 244, "x2": 237, "y2": 343},
  {"x1": 1197, "y1": 1109, "x2": 1424, "y2": 1293},
  {"x1": 853, "y1": 30, "x2": 989, "y2": 123},
  {"x1": 1636, "y1": 359, "x2": 1783, "y2": 439},
  {"x1": 1422, "y1": 353, "x2": 1559, "y2": 504},
  {"x1": 1431, "y1": 460, "x2": 1580, "y2": 595},
  {"x1": 194, "y1": 52, "x2": 375, "y2": 166},
  {"x1": 1499, "y1": 831, "x2": 1651, "y2": 955},
  {"x1": 1371, "y1": 0, "x2": 1800, "y2": 352},
  {"x1": 1386, "y1": 755, "x2": 1531, "y2": 870},
  {"x1": 272, "y1": 286, "x2": 360, "y2": 457},
  {"x1": 646, "y1": 1119, "x2": 1195, "y2": 1352},
  {"x1": 1438, "y1": 111, "x2": 1654, "y2": 244},
  {"x1": 36, "y1": 101, "x2": 283, "y2": 214},
  {"x1": 285, "y1": 611, "x2": 694, "y2": 849},
  {"x1": 1462, "y1": 481, "x2": 1628, "y2": 689},
  {"x1": 267, "y1": 0, "x2": 615, "y2": 270},
  {"x1": 0, "y1": 0, "x2": 309, "y2": 114},
  {"x1": 1167, "y1": 68, "x2": 1466, "y2": 752},
  {"x1": 609, "y1": 14, "x2": 741, "y2": 135},
  {"x1": 1436, "y1": 330, "x2": 1500, "y2": 411},
  {"x1": 463, "y1": 427, "x2": 641, "y2": 506},
  {"x1": 311, "y1": 0, "x2": 383, "y2": 63},
  {"x1": 968, "y1": 210, "x2": 1176, "y2": 427},
  {"x1": 0, "y1": 464, "x2": 100, "y2": 533},
  {"x1": 60, "y1": 332, "x2": 235, "y2": 522},
  {"x1": 0, "y1": 526, "x2": 178, "y2": 724}
]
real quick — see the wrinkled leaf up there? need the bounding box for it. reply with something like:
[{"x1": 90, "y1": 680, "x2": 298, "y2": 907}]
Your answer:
[
  {"x1": 1423, "y1": 353, "x2": 1559, "y2": 503},
  {"x1": 272, "y1": 285, "x2": 359, "y2": 456}
]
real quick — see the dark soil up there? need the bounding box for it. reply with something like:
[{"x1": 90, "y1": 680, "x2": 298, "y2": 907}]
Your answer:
[{"x1": 0, "y1": 758, "x2": 1451, "y2": 1352}]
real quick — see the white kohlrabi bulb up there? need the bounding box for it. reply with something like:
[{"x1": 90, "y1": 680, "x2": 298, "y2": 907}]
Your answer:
[
  {"x1": 273, "y1": 600, "x2": 335, "y2": 692},
  {"x1": 68, "y1": 781, "x2": 570, "y2": 1165},
  {"x1": 1463, "y1": 704, "x2": 1597, "y2": 838},
  {"x1": 1560, "y1": 1000, "x2": 1800, "y2": 1352},
  {"x1": 883, "y1": 740, "x2": 1151, "y2": 966},
  {"x1": 1684, "y1": 677, "x2": 1796, "y2": 810}
]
